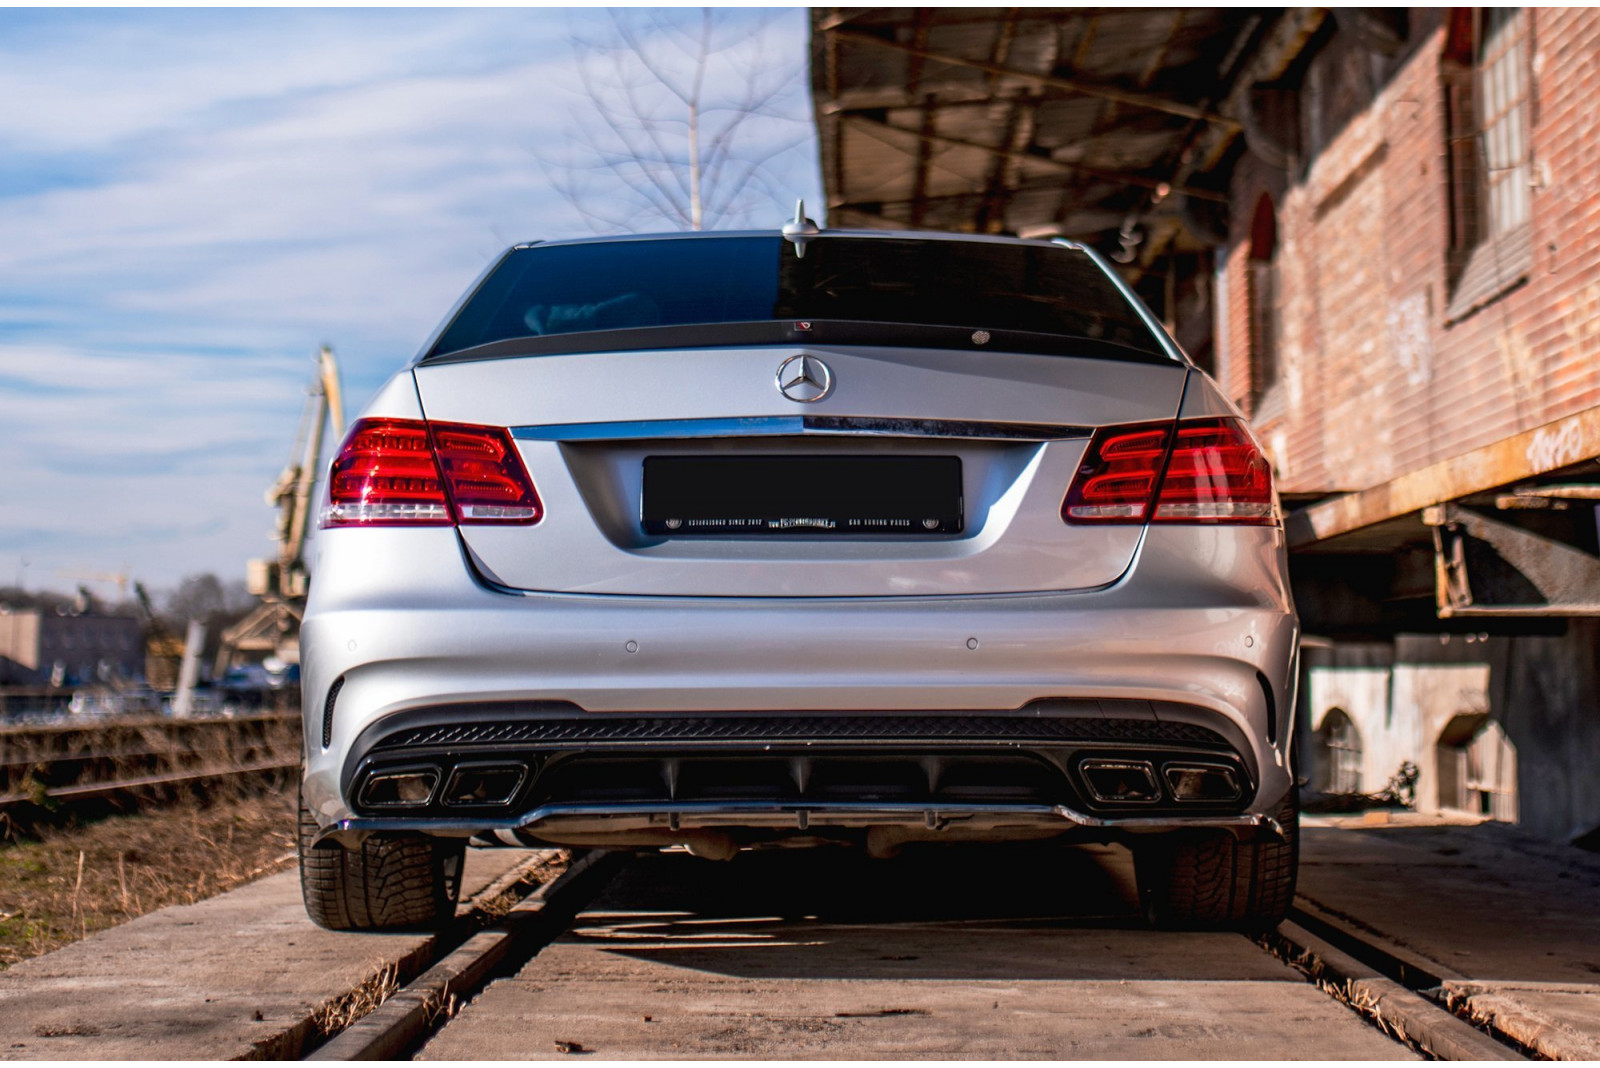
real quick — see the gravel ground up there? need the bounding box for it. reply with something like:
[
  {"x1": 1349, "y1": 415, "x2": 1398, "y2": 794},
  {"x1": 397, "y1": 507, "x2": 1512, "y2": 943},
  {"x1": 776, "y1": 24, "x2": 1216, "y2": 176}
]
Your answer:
[{"x1": 0, "y1": 781, "x2": 297, "y2": 970}]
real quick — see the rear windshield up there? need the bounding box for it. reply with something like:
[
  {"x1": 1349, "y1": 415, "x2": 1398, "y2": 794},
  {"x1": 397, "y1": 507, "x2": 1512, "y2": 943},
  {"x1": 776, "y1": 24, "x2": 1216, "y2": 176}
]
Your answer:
[{"x1": 427, "y1": 235, "x2": 1169, "y2": 361}]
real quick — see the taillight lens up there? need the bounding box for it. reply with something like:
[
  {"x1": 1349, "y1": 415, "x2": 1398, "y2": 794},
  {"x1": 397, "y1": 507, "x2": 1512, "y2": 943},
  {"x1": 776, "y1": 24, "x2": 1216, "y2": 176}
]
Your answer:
[
  {"x1": 322, "y1": 418, "x2": 450, "y2": 527},
  {"x1": 1063, "y1": 417, "x2": 1274, "y2": 526},
  {"x1": 1061, "y1": 421, "x2": 1173, "y2": 522},
  {"x1": 429, "y1": 422, "x2": 542, "y2": 522},
  {"x1": 1153, "y1": 418, "x2": 1274, "y2": 523},
  {"x1": 320, "y1": 418, "x2": 541, "y2": 528}
]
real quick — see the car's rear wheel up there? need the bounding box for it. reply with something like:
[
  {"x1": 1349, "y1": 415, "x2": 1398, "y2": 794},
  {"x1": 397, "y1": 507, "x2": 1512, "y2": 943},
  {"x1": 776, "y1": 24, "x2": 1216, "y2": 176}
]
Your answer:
[
  {"x1": 298, "y1": 789, "x2": 464, "y2": 931},
  {"x1": 1133, "y1": 791, "x2": 1298, "y2": 931}
]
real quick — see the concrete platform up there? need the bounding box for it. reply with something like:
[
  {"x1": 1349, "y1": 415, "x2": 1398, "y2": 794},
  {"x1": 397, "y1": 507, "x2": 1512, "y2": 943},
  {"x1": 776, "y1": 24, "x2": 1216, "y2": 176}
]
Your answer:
[
  {"x1": 1300, "y1": 812, "x2": 1600, "y2": 1060},
  {"x1": 420, "y1": 845, "x2": 1412, "y2": 1060},
  {"x1": 0, "y1": 849, "x2": 550, "y2": 1060}
]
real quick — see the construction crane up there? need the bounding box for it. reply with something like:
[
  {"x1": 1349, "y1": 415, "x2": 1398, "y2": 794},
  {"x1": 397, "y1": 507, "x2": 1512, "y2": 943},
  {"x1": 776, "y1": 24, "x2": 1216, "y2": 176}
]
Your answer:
[
  {"x1": 134, "y1": 581, "x2": 186, "y2": 691},
  {"x1": 55, "y1": 570, "x2": 132, "y2": 603},
  {"x1": 214, "y1": 346, "x2": 344, "y2": 676}
]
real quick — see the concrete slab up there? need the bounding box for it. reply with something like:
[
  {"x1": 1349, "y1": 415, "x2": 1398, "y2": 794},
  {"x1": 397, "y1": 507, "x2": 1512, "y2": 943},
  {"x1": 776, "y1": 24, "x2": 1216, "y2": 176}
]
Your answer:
[
  {"x1": 1300, "y1": 813, "x2": 1600, "y2": 1059},
  {"x1": 422, "y1": 846, "x2": 1411, "y2": 1060},
  {"x1": 0, "y1": 848, "x2": 550, "y2": 1060}
]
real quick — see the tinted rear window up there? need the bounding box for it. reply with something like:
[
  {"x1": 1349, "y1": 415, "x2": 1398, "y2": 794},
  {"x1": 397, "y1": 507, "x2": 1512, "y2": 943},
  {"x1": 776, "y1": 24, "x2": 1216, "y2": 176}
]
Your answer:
[{"x1": 429, "y1": 236, "x2": 1167, "y2": 360}]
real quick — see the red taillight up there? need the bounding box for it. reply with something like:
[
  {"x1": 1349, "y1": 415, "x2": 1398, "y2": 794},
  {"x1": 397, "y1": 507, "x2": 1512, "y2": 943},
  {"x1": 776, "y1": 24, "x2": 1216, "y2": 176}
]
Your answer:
[
  {"x1": 1061, "y1": 421, "x2": 1173, "y2": 523},
  {"x1": 1152, "y1": 418, "x2": 1274, "y2": 524},
  {"x1": 1062, "y1": 417, "x2": 1274, "y2": 526},
  {"x1": 320, "y1": 418, "x2": 541, "y2": 528},
  {"x1": 322, "y1": 418, "x2": 450, "y2": 527},
  {"x1": 428, "y1": 421, "x2": 542, "y2": 523}
]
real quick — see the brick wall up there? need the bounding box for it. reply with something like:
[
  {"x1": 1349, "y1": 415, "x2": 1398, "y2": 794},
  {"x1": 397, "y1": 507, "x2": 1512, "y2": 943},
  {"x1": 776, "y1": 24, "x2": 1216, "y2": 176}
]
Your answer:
[{"x1": 1215, "y1": 9, "x2": 1600, "y2": 496}]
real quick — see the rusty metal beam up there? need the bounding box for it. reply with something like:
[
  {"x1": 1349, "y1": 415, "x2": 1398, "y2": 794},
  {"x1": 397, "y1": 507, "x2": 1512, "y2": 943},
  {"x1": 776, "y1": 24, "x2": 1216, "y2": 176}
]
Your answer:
[
  {"x1": 975, "y1": 9, "x2": 1026, "y2": 233},
  {"x1": 1287, "y1": 403, "x2": 1600, "y2": 549},
  {"x1": 842, "y1": 113, "x2": 1229, "y2": 204},
  {"x1": 905, "y1": 9, "x2": 934, "y2": 228},
  {"x1": 828, "y1": 189, "x2": 983, "y2": 212},
  {"x1": 1126, "y1": 14, "x2": 1268, "y2": 284},
  {"x1": 828, "y1": 25, "x2": 1241, "y2": 128},
  {"x1": 1191, "y1": 9, "x2": 1328, "y2": 176},
  {"x1": 1425, "y1": 503, "x2": 1600, "y2": 617},
  {"x1": 823, "y1": 93, "x2": 1010, "y2": 116}
]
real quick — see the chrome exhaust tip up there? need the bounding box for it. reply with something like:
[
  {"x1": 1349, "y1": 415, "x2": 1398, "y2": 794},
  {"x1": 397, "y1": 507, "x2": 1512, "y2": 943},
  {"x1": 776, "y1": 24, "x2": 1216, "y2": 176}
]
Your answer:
[
  {"x1": 359, "y1": 766, "x2": 440, "y2": 808},
  {"x1": 1163, "y1": 763, "x2": 1242, "y2": 802},
  {"x1": 441, "y1": 762, "x2": 529, "y2": 807},
  {"x1": 1079, "y1": 759, "x2": 1161, "y2": 803}
]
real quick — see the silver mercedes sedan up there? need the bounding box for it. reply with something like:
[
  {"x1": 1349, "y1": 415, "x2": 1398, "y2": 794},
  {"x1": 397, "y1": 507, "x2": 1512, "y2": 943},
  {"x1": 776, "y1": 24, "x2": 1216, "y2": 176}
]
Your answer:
[{"x1": 297, "y1": 227, "x2": 1299, "y2": 932}]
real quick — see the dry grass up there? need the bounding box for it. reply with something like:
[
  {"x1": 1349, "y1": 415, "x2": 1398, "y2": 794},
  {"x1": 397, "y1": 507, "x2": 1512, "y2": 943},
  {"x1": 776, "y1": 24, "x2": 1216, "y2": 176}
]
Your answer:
[
  {"x1": 1255, "y1": 931, "x2": 1424, "y2": 1054},
  {"x1": 0, "y1": 781, "x2": 296, "y2": 970},
  {"x1": 301, "y1": 849, "x2": 571, "y2": 1050},
  {"x1": 309, "y1": 962, "x2": 403, "y2": 1039}
]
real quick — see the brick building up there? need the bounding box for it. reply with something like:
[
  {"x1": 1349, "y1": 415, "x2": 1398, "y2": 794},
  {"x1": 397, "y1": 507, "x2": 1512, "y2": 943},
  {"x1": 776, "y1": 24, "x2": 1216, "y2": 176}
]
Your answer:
[
  {"x1": 812, "y1": 8, "x2": 1600, "y2": 843},
  {"x1": 1211, "y1": 8, "x2": 1600, "y2": 843},
  {"x1": 1219, "y1": 9, "x2": 1600, "y2": 490},
  {"x1": 0, "y1": 607, "x2": 144, "y2": 687}
]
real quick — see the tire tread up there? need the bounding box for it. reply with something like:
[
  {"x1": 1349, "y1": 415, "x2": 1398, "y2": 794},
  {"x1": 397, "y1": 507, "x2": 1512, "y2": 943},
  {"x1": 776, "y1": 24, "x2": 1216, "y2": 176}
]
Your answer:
[
  {"x1": 297, "y1": 791, "x2": 463, "y2": 931},
  {"x1": 1137, "y1": 791, "x2": 1299, "y2": 930}
]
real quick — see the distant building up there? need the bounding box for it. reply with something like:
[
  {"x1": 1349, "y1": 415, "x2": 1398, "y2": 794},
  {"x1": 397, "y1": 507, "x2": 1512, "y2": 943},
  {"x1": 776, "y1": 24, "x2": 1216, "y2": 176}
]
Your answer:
[{"x1": 0, "y1": 608, "x2": 144, "y2": 687}]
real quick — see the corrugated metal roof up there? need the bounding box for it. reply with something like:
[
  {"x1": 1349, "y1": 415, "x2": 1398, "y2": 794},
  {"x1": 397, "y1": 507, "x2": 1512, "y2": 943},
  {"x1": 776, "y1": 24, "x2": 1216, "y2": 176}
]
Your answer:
[{"x1": 811, "y1": 8, "x2": 1268, "y2": 251}]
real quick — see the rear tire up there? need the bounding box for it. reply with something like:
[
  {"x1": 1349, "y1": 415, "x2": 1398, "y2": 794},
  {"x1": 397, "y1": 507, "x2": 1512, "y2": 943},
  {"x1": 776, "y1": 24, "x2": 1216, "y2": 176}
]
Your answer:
[
  {"x1": 1134, "y1": 791, "x2": 1298, "y2": 931},
  {"x1": 298, "y1": 789, "x2": 464, "y2": 931}
]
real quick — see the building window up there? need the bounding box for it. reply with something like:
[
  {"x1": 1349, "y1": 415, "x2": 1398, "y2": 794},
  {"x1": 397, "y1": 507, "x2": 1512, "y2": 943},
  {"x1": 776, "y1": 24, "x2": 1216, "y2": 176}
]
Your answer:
[
  {"x1": 1247, "y1": 194, "x2": 1281, "y2": 405},
  {"x1": 1444, "y1": 8, "x2": 1533, "y2": 319},
  {"x1": 1478, "y1": 9, "x2": 1531, "y2": 240},
  {"x1": 1317, "y1": 709, "x2": 1363, "y2": 796}
]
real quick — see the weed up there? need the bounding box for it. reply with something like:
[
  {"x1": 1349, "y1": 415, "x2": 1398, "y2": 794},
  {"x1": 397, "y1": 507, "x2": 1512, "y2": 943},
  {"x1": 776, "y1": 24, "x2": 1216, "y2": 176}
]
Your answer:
[{"x1": 0, "y1": 783, "x2": 296, "y2": 971}]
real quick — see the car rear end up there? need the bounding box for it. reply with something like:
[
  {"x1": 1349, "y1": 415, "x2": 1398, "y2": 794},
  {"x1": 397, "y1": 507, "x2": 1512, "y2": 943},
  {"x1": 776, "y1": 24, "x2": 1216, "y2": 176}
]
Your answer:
[{"x1": 297, "y1": 230, "x2": 1299, "y2": 931}]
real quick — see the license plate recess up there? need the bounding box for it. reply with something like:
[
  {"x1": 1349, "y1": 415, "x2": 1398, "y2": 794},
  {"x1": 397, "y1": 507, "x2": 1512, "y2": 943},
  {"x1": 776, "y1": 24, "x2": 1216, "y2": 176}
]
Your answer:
[{"x1": 642, "y1": 455, "x2": 963, "y2": 535}]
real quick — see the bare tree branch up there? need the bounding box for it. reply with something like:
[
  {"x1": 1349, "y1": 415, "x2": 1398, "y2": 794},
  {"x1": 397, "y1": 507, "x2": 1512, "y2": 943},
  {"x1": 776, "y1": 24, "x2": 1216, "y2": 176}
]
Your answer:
[{"x1": 552, "y1": 8, "x2": 812, "y2": 233}]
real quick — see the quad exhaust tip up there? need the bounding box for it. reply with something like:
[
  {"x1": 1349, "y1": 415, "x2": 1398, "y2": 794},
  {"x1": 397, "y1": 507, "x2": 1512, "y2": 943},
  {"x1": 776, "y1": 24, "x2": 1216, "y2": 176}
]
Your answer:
[
  {"x1": 1080, "y1": 760, "x2": 1161, "y2": 803},
  {"x1": 1079, "y1": 758, "x2": 1243, "y2": 804},
  {"x1": 359, "y1": 767, "x2": 440, "y2": 808},
  {"x1": 442, "y1": 762, "x2": 528, "y2": 807},
  {"x1": 1164, "y1": 763, "x2": 1242, "y2": 802},
  {"x1": 359, "y1": 762, "x2": 529, "y2": 810}
]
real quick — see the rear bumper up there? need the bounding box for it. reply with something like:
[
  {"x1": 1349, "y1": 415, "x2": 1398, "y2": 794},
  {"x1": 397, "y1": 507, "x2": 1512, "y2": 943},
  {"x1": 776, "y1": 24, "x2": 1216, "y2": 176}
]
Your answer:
[{"x1": 299, "y1": 524, "x2": 1298, "y2": 841}]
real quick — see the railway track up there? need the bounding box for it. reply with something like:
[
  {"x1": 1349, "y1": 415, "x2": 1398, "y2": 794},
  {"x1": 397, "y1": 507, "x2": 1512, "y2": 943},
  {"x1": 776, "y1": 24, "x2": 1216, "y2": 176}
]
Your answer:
[
  {"x1": 299, "y1": 845, "x2": 1529, "y2": 1062},
  {"x1": 0, "y1": 711, "x2": 299, "y2": 816}
]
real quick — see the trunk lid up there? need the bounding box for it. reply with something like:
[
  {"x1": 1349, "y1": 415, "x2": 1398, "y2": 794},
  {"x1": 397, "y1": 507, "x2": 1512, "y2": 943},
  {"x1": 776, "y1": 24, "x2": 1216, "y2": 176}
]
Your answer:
[{"x1": 412, "y1": 344, "x2": 1186, "y2": 596}]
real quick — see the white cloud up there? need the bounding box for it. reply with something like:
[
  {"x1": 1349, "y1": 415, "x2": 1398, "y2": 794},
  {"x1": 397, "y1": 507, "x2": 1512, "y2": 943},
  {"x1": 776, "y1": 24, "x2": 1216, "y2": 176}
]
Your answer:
[{"x1": 0, "y1": 8, "x2": 822, "y2": 590}]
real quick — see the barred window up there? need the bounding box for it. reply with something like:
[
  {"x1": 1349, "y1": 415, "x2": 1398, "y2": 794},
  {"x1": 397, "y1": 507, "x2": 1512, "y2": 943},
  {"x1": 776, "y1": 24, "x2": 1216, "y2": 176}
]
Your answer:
[
  {"x1": 1443, "y1": 8, "x2": 1534, "y2": 319},
  {"x1": 1478, "y1": 8, "x2": 1531, "y2": 239}
]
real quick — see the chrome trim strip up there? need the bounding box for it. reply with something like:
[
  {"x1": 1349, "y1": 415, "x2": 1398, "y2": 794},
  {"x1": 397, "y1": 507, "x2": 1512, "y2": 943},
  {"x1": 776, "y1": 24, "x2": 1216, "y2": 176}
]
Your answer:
[
  {"x1": 511, "y1": 415, "x2": 1093, "y2": 443},
  {"x1": 514, "y1": 416, "x2": 803, "y2": 441},
  {"x1": 315, "y1": 801, "x2": 1276, "y2": 846}
]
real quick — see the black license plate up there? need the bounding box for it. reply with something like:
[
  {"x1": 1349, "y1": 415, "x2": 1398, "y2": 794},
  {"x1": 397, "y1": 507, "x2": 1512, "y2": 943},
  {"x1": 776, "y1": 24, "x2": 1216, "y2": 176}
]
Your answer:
[{"x1": 643, "y1": 455, "x2": 963, "y2": 535}]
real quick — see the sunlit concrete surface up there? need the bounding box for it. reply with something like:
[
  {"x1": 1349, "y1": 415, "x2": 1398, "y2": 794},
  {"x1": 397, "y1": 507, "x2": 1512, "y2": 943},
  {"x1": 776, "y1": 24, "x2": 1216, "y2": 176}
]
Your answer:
[
  {"x1": 1301, "y1": 812, "x2": 1600, "y2": 1059},
  {"x1": 421, "y1": 845, "x2": 1410, "y2": 1060},
  {"x1": 0, "y1": 849, "x2": 543, "y2": 1060}
]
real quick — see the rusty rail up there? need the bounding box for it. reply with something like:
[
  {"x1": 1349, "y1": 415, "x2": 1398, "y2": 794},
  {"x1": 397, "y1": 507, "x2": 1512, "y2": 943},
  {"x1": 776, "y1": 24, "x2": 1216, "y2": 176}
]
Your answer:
[{"x1": 0, "y1": 710, "x2": 302, "y2": 813}]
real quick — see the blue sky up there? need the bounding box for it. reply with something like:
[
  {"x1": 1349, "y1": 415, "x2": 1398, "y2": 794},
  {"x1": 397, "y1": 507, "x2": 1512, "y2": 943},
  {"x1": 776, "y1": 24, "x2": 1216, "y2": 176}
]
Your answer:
[{"x1": 0, "y1": 7, "x2": 821, "y2": 593}]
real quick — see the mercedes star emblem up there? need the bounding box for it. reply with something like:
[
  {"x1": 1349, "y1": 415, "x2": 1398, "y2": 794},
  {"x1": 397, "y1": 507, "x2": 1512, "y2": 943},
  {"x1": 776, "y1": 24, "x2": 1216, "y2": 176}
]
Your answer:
[{"x1": 776, "y1": 354, "x2": 834, "y2": 403}]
